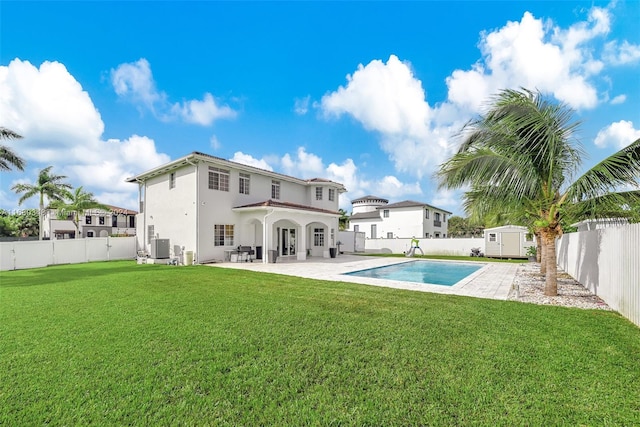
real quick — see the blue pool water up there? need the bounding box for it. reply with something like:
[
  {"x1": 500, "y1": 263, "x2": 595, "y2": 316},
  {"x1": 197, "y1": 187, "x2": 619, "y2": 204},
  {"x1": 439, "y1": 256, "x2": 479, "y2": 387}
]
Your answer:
[{"x1": 345, "y1": 260, "x2": 484, "y2": 286}]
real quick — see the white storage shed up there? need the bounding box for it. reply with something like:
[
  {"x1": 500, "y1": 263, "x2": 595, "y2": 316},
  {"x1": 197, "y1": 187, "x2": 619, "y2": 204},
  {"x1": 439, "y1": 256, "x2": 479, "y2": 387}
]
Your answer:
[{"x1": 484, "y1": 225, "x2": 535, "y2": 258}]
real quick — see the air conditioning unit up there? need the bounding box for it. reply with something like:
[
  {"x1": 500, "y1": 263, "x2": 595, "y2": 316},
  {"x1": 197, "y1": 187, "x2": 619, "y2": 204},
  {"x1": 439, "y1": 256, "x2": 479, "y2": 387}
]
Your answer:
[{"x1": 150, "y1": 238, "x2": 170, "y2": 259}]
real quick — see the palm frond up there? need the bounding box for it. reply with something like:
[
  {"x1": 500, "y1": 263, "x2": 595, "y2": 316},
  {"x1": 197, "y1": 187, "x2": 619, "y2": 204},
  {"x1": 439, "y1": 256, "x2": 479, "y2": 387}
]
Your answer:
[{"x1": 567, "y1": 138, "x2": 640, "y2": 202}]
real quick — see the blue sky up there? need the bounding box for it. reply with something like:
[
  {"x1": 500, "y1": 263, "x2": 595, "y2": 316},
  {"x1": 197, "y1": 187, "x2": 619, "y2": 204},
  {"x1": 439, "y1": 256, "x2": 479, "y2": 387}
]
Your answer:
[{"x1": 1, "y1": 1, "x2": 639, "y2": 216}]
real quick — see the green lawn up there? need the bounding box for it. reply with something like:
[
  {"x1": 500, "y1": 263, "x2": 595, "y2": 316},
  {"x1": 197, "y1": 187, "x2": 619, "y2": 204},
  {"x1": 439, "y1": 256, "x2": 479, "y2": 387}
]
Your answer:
[{"x1": 1, "y1": 261, "x2": 638, "y2": 425}]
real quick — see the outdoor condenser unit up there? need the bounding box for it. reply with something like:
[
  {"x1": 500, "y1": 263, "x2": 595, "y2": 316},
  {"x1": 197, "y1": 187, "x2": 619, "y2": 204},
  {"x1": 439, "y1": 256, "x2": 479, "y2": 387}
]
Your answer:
[{"x1": 150, "y1": 238, "x2": 170, "y2": 259}]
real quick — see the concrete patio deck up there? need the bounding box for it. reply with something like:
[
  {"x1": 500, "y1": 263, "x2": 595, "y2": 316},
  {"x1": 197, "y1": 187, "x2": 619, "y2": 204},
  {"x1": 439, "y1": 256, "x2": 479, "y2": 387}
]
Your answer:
[{"x1": 208, "y1": 254, "x2": 520, "y2": 300}]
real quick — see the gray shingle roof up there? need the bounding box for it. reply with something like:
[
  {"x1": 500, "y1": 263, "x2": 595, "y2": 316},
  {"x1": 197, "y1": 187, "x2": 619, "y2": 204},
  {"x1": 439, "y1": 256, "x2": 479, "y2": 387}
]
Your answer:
[{"x1": 349, "y1": 211, "x2": 381, "y2": 220}]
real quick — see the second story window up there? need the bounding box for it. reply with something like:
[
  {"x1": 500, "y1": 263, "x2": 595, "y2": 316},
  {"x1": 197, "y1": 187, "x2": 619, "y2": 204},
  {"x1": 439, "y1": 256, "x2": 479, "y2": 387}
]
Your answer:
[
  {"x1": 435, "y1": 212, "x2": 441, "y2": 221},
  {"x1": 425, "y1": 209, "x2": 430, "y2": 219},
  {"x1": 169, "y1": 172, "x2": 175, "y2": 189},
  {"x1": 208, "y1": 167, "x2": 229, "y2": 192},
  {"x1": 99, "y1": 216, "x2": 105, "y2": 225},
  {"x1": 383, "y1": 209, "x2": 389, "y2": 218},
  {"x1": 443, "y1": 214, "x2": 447, "y2": 222},
  {"x1": 129, "y1": 216, "x2": 135, "y2": 228},
  {"x1": 112, "y1": 215, "x2": 118, "y2": 227},
  {"x1": 85, "y1": 215, "x2": 92, "y2": 225},
  {"x1": 272, "y1": 180, "x2": 280, "y2": 200},
  {"x1": 239, "y1": 173, "x2": 250, "y2": 195},
  {"x1": 328, "y1": 188, "x2": 335, "y2": 201},
  {"x1": 316, "y1": 187, "x2": 323, "y2": 200}
]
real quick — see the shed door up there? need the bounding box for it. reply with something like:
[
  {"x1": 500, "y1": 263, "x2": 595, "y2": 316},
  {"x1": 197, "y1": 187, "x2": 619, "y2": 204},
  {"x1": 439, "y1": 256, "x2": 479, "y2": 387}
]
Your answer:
[{"x1": 501, "y1": 232, "x2": 520, "y2": 257}]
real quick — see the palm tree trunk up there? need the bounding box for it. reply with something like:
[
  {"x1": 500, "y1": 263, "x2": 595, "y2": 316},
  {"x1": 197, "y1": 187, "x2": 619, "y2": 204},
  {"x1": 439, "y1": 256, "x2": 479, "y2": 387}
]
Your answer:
[
  {"x1": 73, "y1": 212, "x2": 80, "y2": 239},
  {"x1": 540, "y1": 238, "x2": 547, "y2": 275},
  {"x1": 39, "y1": 194, "x2": 44, "y2": 240},
  {"x1": 544, "y1": 236, "x2": 558, "y2": 296},
  {"x1": 535, "y1": 231, "x2": 542, "y2": 263}
]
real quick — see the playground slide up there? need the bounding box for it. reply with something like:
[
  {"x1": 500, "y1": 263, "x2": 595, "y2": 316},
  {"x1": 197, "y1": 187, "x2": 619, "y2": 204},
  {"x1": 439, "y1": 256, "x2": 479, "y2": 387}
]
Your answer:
[{"x1": 405, "y1": 247, "x2": 424, "y2": 257}]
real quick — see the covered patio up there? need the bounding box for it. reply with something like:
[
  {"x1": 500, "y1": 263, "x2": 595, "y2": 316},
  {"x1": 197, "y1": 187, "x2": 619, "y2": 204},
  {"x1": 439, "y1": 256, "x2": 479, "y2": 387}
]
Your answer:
[{"x1": 233, "y1": 200, "x2": 341, "y2": 264}]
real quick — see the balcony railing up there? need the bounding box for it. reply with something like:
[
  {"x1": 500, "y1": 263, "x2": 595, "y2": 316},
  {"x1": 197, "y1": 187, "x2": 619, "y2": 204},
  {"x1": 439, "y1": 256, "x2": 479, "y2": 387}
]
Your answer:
[{"x1": 433, "y1": 220, "x2": 442, "y2": 227}]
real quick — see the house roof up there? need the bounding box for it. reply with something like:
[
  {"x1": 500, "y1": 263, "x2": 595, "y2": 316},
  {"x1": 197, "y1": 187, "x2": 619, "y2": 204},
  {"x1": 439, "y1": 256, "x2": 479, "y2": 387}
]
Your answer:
[
  {"x1": 233, "y1": 199, "x2": 339, "y2": 215},
  {"x1": 484, "y1": 225, "x2": 529, "y2": 232},
  {"x1": 378, "y1": 200, "x2": 453, "y2": 214},
  {"x1": 349, "y1": 211, "x2": 382, "y2": 220},
  {"x1": 105, "y1": 205, "x2": 138, "y2": 215},
  {"x1": 45, "y1": 204, "x2": 138, "y2": 215},
  {"x1": 351, "y1": 195, "x2": 389, "y2": 204},
  {"x1": 125, "y1": 151, "x2": 347, "y2": 193}
]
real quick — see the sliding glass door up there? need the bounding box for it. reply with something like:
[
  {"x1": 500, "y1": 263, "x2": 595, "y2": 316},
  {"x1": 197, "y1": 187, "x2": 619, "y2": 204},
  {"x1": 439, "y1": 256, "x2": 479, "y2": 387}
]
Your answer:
[{"x1": 280, "y1": 228, "x2": 296, "y2": 257}]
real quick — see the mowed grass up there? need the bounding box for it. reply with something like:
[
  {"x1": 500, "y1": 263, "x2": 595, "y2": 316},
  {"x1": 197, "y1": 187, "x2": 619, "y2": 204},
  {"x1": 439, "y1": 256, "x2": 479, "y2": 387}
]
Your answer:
[{"x1": 1, "y1": 261, "x2": 639, "y2": 425}]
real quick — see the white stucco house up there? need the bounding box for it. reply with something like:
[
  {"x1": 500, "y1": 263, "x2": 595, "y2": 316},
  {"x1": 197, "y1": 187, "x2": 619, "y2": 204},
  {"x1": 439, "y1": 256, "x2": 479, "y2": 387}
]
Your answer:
[
  {"x1": 347, "y1": 195, "x2": 452, "y2": 239},
  {"x1": 42, "y1": 205, "x2": 137, "y2": 239},
  {"x1": 126, "y1": 151, "x2": 347, "y2": 264}
]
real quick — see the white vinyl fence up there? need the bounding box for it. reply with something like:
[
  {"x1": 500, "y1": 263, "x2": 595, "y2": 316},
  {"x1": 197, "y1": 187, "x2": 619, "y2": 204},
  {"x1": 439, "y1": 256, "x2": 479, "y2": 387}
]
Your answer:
[
  {"x1": 364, "y1": 237, "x2": 485, "y2": 256},
  {"x1": 0, "y1": 237, "x2": 137, "y2": 271},
  {"x1": 557, "y1": 223, "x2": 640, "y2": 327}
]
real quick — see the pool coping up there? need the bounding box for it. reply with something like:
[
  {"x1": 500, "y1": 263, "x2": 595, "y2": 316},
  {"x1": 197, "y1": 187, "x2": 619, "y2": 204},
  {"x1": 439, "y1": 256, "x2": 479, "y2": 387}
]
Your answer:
[{"x1": 207, "y1": 254, "x2": 520, "y2": 301}]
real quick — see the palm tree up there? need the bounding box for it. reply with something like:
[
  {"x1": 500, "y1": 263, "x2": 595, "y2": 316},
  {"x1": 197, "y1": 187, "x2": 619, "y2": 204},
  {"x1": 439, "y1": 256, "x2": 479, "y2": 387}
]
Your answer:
[
  {"x1": 338, "y1": 208, "x2": 350, "y2": 231},
  {"x1": 0, "y1": 127, "x2": 26, "y2": 172},
  {"x1": 50, "y1": 187, "x2": 110, "y2": 238},
  {"x1": 437, "y1": 88, "x2": 640, "y2": 296},
  {"x1": 11, "y1": 166, "x2": 72, "y2": 240}
]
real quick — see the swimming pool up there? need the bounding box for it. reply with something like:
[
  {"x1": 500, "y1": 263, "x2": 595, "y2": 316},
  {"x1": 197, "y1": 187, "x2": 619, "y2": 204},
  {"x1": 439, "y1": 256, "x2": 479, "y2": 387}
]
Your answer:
[{"x1": 344, "y1": 260, "x2": 484, "y2": 286}]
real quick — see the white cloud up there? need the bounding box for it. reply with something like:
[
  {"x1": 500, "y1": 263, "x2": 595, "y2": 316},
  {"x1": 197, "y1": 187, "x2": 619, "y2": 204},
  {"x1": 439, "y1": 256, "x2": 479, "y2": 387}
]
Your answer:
[
  {"x1": 604, "y1": 40, "x2": 640, "y2": 65},
  {"x1": 610, "y1": 94, "x2": 626, "y2": 105},
  {"x1": 111, "y1": 58, "x2": 237, "y2": 126},
  {"x1": 430, "y1": 189, "x2": 459, "y2": 211},
  {"x1": 0, "y1": 59, "x2": 104, "y2": 159},
  {"x1": 376, "y1": 176, "x2": 422, "y2": 197},
  {"x1": 110, "y1": 58, "x2": 163, "y2": 111},
  {"x1": 594, "y1": 120, "x2": 640, "y2": 149},
  {"x1": 447, "y1": 9, "x2": 610, "y2": 112},
  {"x1": 320, "y1": 55, "x2": 458, "y2": 179},
  {"x1": 230, "y1": 152, "x2": 274, "y2": 171},
  {"x1": 322, "y1": 55, "x2": 431, "y2": 137},
  {"x1": 281, "y1": 147, "x2": 324, "y2": 178},
  {"x1": 319, "y1": 4, "x2": 636, "y2": 196},
  {"x1": 0, "y1": 59, "x2": 170, "y2": 210},
  {"x1": 171, "y1": 93, "x2": 237, "y2": 125},
  {"x1": 294, "y1": 95, "x2": 310, "y2": 115},
  {"x1": 210, "y1": 135, "x2": 221, "y2": 150}
]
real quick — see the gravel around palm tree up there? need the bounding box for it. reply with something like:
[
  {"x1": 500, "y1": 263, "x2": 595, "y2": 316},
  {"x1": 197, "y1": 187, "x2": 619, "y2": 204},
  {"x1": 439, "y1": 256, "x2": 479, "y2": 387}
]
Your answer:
[
  {"x1": 50, "y1": 187, "x2": 110, "y2": 238},
  {"x1": 11, "y1": 166, "x2": 72, "y2": 240},
  {"x1": 438, "y1": 88, "x2": 640, "y2": 296},
  {"x1": 0, "y1": 126, "x2": 26, "y2": 172}
]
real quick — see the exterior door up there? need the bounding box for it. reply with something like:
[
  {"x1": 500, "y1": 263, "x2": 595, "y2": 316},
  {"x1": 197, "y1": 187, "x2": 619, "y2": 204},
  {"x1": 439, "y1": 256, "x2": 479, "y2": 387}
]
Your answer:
[
  {"x1": 280, "y1": 228, "x2": 296, "y2": 257},
  {"x1": 501, "y1": 232, "x2": 520, "y2": 257}
]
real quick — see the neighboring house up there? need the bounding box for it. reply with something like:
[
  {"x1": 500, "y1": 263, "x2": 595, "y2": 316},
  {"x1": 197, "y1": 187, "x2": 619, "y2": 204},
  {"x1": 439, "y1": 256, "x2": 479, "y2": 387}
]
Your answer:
[
  {"x1": 42, "y1": 205, "x2": 138, "y2": 239},
  {"x1": 484, "y1": 225, "x2": 535, "y2": 258},
  {"x1": 348, "y1": 195, "x2": 452, "y2": 239},
  {"x1": 125, "y1": 151, "x2": 347, "y2": 263}
]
